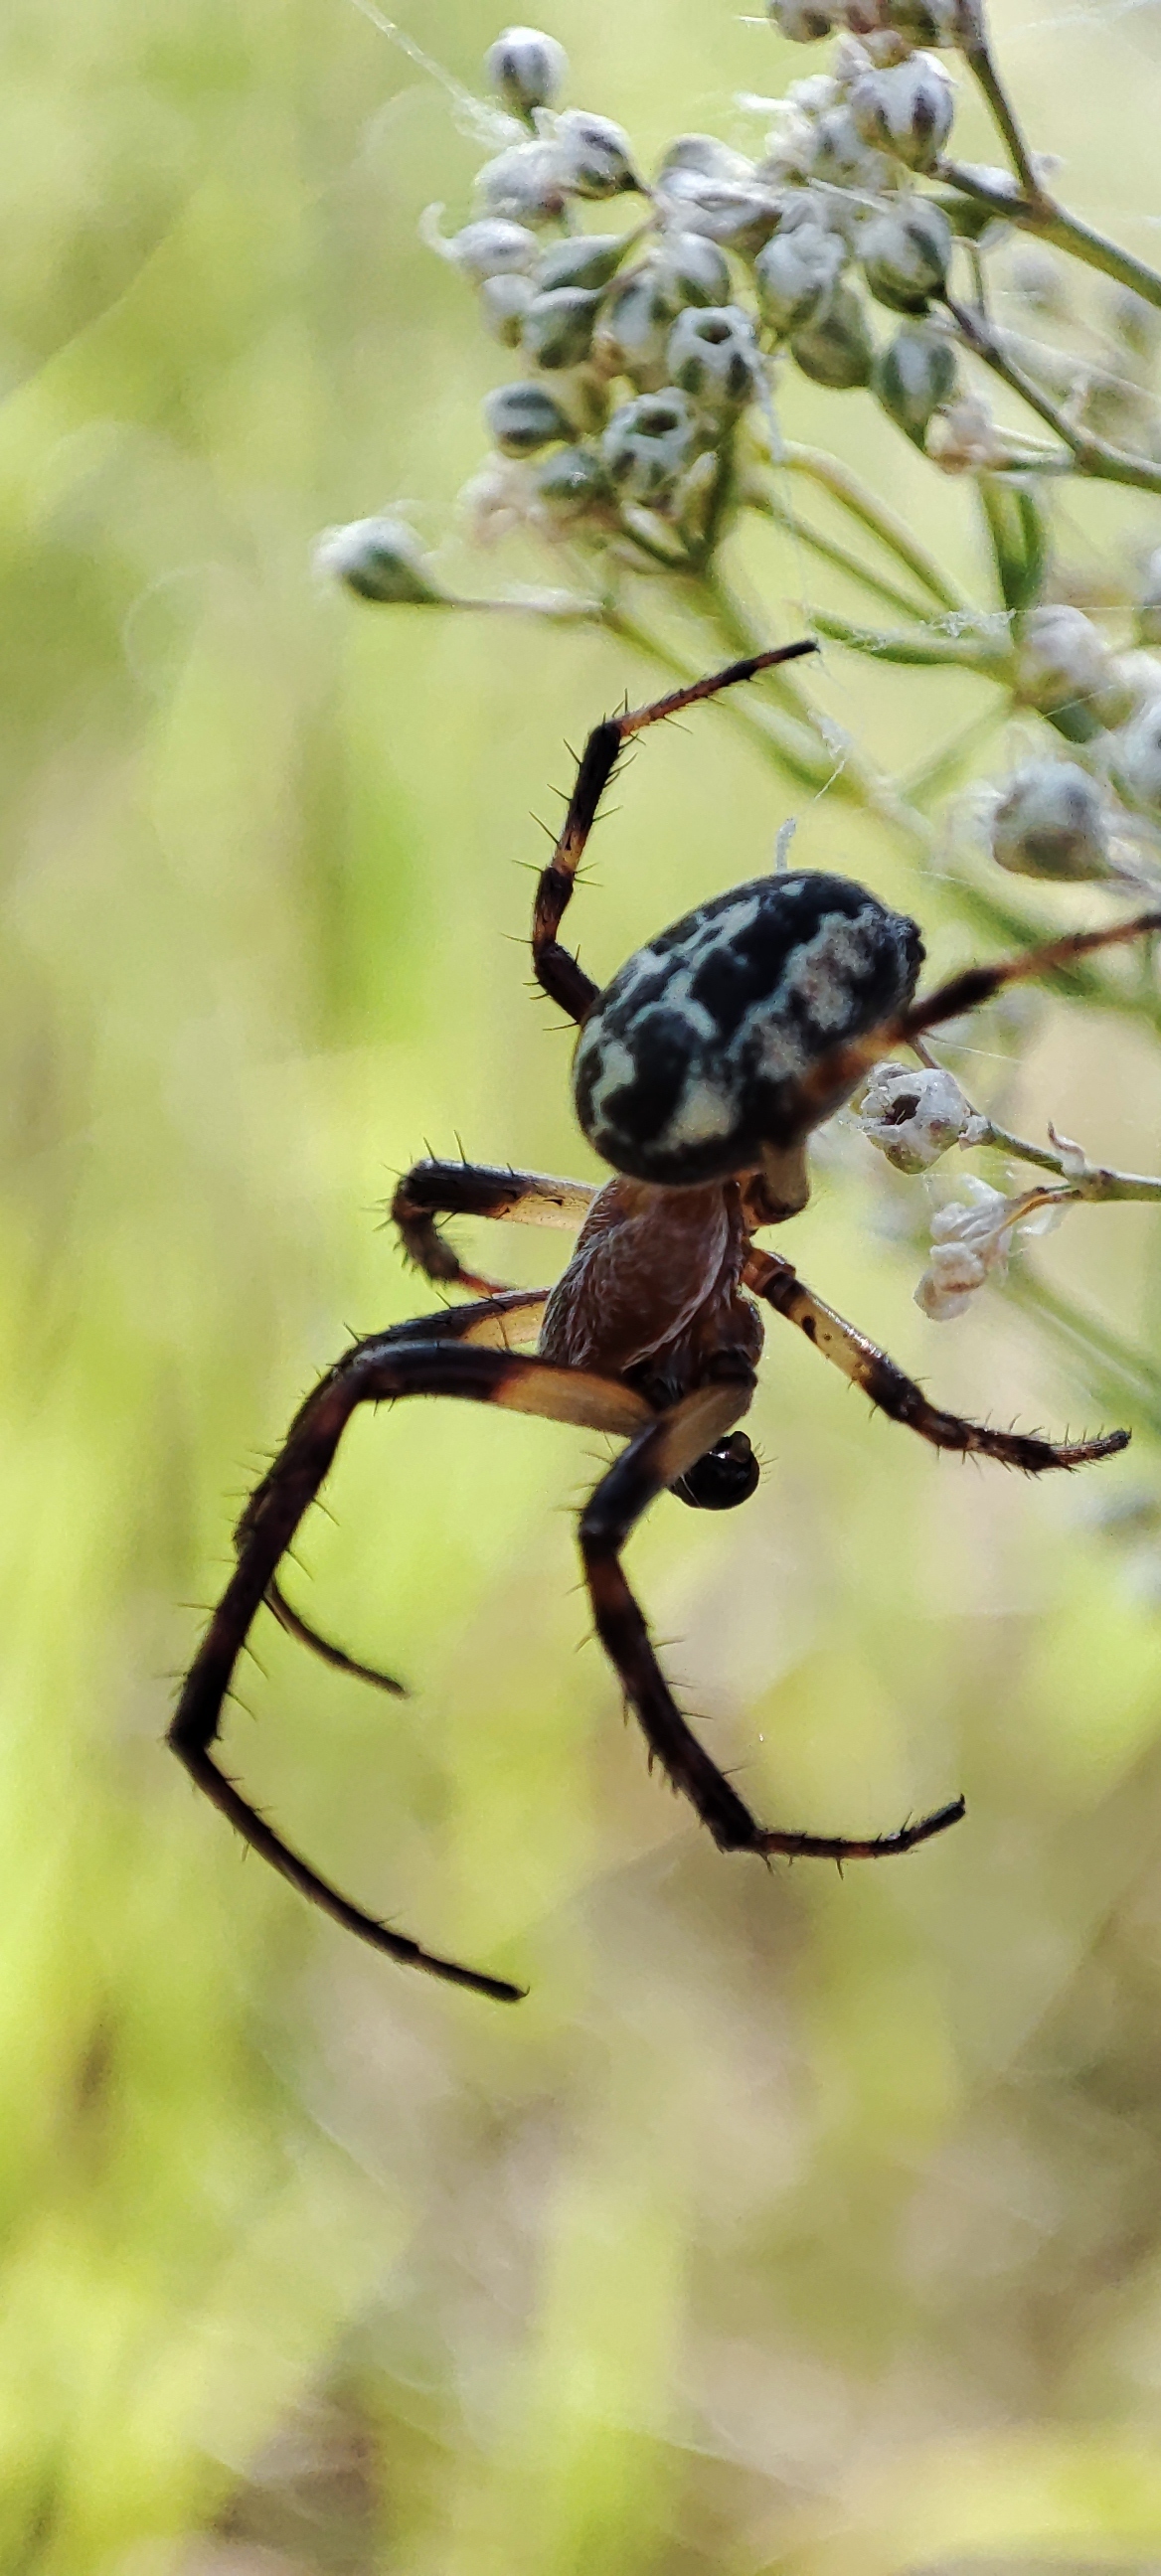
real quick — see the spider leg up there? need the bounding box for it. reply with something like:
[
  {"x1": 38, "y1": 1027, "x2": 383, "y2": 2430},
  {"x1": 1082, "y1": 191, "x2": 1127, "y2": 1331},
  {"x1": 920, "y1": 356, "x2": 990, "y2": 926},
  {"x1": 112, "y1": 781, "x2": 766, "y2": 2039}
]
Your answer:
[
  {"x1": 791, "y1": 905, "x2": 1161, "y2": 1128},
  {"x1": 533, "y1": 640, "x2": 818, "y2": 1025},
  {"x1": 264, "y1": 1288, "x2": 553, "y2": 1697},
  {"x1": 747, "y1": 1250, "x2": 1128, "y2": 1470},
  {"x1": 392, "y1": 1158, "x2": 597, "y2": 1295},
  {"x1": 172, "y1": 1335, "x2": 652, "y2": 1999},
  {"x1": 579, "y1": 1374, "x2": 963, "y2": 1862}
]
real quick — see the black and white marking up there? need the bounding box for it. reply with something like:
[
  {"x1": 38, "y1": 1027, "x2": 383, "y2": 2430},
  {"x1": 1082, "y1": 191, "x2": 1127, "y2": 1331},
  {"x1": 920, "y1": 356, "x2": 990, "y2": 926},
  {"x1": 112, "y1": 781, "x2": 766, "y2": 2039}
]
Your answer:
[{"x1": 574, "y1": 872, "x2": 923, "y2": 1185}]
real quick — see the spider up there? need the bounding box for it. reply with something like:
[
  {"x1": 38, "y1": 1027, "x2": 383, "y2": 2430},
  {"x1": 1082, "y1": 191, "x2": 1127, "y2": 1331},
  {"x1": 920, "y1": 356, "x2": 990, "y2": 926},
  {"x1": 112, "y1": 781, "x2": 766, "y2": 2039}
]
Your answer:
[{"x1": 171, "y1": 642, "x2": 1160, "y2": 2002}]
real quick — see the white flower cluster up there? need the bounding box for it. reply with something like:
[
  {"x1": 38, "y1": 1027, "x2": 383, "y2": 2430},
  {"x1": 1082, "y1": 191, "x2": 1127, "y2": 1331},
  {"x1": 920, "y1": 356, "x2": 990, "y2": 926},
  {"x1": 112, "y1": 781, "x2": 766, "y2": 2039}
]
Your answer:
[
  {"x1": 977, "y1": 606, "x2": 1161, "y2": 885},
  {"x1": 914, "y1": 1179, "x2": 1064, "y2": 1320},
  {"x1": 382, "y1": 16, "x2": 969, "y2": 577}
]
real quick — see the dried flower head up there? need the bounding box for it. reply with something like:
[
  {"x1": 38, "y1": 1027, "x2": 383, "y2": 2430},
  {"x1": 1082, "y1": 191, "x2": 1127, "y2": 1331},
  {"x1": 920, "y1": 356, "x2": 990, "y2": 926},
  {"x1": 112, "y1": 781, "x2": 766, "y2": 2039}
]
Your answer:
[{"x1": 858, "y1": 1061, "x2": 984, "y2": 1170}]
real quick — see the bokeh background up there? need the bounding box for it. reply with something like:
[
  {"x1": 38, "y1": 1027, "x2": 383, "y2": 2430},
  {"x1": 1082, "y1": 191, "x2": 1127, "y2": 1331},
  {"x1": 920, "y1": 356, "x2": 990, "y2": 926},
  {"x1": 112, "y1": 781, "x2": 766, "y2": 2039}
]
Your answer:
[{"x1": 7, "y1": 0, "x2": 1161, "y2": 2568}]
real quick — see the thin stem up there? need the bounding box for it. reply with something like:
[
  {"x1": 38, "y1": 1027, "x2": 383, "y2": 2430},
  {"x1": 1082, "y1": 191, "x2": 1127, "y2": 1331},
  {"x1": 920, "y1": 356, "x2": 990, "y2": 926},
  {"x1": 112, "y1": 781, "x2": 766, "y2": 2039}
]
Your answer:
[
  {"x1": 973, "y1": 1118, "x2": 1161, "y2": 1204},
  {"x1": 700, "y1": 571, "x2": 938, "y2": 853},
  {"x1": 899, "y1": 703, "x2": 1006, "y2": 807},
  {"x1": 809, "y1": 606, "x2": 1012, "y2": 674},
  {"x1": 449, "y1": 590, "x2": 604, "y2": 622},
  {"x1": 775, "y1": 443, "x2": 973, "y2": 614},
  {"x1": 957, "y1": 5, "x2": 1041, "y2": 203},
  {"x1": 600, "y1": 604, "x2": 838, "y2": 792},
  {"x1": 945, "y1": 293, "x2": 1161, "y2": 498},
  {"x1": 936, "y1": 158, "x2": 1161, "y2": 317},
  {"x1": 743, "y1": 483, "x2": 937, "y2": 623}
]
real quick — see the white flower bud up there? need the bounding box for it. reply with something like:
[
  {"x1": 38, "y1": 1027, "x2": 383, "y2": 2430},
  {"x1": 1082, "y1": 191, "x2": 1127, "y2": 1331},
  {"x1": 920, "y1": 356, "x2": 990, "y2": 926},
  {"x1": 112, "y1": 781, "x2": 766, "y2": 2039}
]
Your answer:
[
  {"x1": 914, "y1": 1180, "x2": 1063, "y2": 1321},
  {"x1": 1106, "y1": 283, "x2": 1161, "y2": 363},
  {"x1": 536, "y1": 233, "x2": 632, "y2": 294},
  {"x1": 755, "y1": 221, "x2": 847, "y2": 335},
  {"x1": 659, "y1": 135, "x2": 756, "y2": 190},
  {"x1": 480, "y1": 272, "x2": 536, "y2": 346},
  {"x1": 654, "y1": 232, "x2": 733, "y2": 310},
  {"x1": 424, "y1": 213, "x2": 540, "y2": 279},
  {"x1": 484, "y1": 27, "x2": 569, "y2": 117},
  {"x1": 666, "y1": 305, "x2": 759, "y2": 411},
  {"x1": 991, "y1": 761, "x2": 1113, "y2": 881},
  {"x1": 860, "y1": 200, "x2": 952, "y2": 312},
  {"x1": 314, "y1": 516, "x2": 444, "y2": 605},
  {"x1": 925, "y1": 392, "x2": 1006, "y2": 473},
  {"x1": 1111, "y1": 697, "x2": 1161, "y2": 813},
  {"x1": 873, "y1": 322, "x2": 958, "y2": 443},
  {"x1": 485, "y1": 380, "x2": 573, "y2": 455},
  {"x1": 592, "y1": 269, "x2": 676, "y2": 391},
  {"x1": 521, "y1": 284, "x2": 600, "y2": 369},
  {"x1": 1015, "y1": 604, "x2": 1112, "y2": 725},
  {"x1": 656, "y1": 144, "x2": 783, "y2": 252},
  {"x1": 914, "y1": 1239, "x2": 988, "y2": 1319},
  {"x1": 883, "y1": 0, "x2": 962, "y2": 42},
  {"x1": 768, "y1": 0, "x2": 840, "y2": 37},
  {"x1": 601, "y1": 390, "x2": 698, "y2": 505},
  {"x1": 858, "y1": 1061, "x2": 980, "y2": 1171},
  {"x1": 1103, "y1": 650, "x2": 1161, "y2": 727},
  {"x1": 460, "y1": 454, "x2": 537, "y2": 547},
  {"x1": 552, "y1": 108, "x2": 639, "y2": 199},
  {"x1": 914, "y1": 1240, "x2": 988, "y2": 1319},
  {"x1": 787, "y1": 70, "x2": 843, "y2": 114},
  {"x1": 476, "y1": 140, "x2": 568, "y2": 226},
  {"x1": 850, "y1": 52, "x2": 955, "y2": 171},
  {"x1": 790, "y1": 283, "x2": 874, "y2": 388},
  {"x1": 806, "y1": 102, "x2": 894, "y2": 189},
  {"x1": 534, "y1": 442, "x2": 612, "y2": 522},
  {"x1": 841, "y1": 0, "x2": 889, "y2": 34}
]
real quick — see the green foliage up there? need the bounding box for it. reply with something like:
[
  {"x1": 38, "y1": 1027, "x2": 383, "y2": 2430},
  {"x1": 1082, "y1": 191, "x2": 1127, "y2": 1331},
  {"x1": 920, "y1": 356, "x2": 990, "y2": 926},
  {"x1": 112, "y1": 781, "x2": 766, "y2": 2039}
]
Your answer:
[{"x1": 4, "y1": 2, "x2": 1161, "y2": 2572}]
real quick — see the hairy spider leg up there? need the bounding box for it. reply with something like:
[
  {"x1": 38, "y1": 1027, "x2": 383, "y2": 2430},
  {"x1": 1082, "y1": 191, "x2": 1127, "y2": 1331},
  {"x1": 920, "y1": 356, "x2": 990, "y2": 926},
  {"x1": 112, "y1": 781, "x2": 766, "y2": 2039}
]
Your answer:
[
  {"x1": 791, "y1": 905, "x2": 1161, "y2": 1131},
  {"x1": 171, "y1": 1334, "x2": 651, "y2": 1999},
  {"x1": 532, "y1": 641, "x2": 819, "y2": 1025},
  {"x1": 747, "y1": 1250, "x2": 1128, "y2": 1470},
  {"x1": 268, "y1": 1287, "x2": 553, "y2": 1695},
  {"x1": 579, "y1": 1374, "x2": 964, "y2": 1862},
  {"x1": 392, "y1": 1158, "x2": 597, "y2": 1295}
]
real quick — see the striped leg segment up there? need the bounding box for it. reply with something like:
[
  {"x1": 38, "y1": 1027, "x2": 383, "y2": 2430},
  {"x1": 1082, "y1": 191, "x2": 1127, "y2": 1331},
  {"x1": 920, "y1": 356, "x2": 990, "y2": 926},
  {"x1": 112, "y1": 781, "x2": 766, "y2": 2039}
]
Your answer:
[
  {"x1": 748, "y1": 1251, "x2": 1128, "y2": 1471},
  {"x1": 578, "y1": 1375, "x2": 964, "y2": 1861},
  {"x1": 172, "y1": 1335, "x2": 651, "y2": 2000},
  {"x1": 391, "y1": 1159, "x2": 596, "y2": 1295},
  {"x1": 265, "y1": 1288, "x2": 554, "y2": 1695},
  {"x1": 533, "y1": 641, "x2": 819, "y2": 1025}
]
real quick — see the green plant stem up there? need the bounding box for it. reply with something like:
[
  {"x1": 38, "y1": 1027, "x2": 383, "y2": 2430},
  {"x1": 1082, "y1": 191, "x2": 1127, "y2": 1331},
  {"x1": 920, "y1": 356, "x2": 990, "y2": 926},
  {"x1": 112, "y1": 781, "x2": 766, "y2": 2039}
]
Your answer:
[
  {"x1": 973, "y1": 1118, "x2": 1161, "y2": 1202},
  {"x1": 448, "y1": 591, "x2": 604, "y2": 621},
  {"x1": 775, "y1": 443, "x2": 973, "y2": 614},
  {"x1": 899, "y1": 703, "x2": 1006, "y2": 807},
  {"x1": 601, "y1": 604, "x2": 837, "y2": 792},
  {"x1": 809, "y1": 606, "x2": 1012, "y2": 674},
  {"x1": 945, "y1": 293, "x2": 1161, "y2": 496},
  {"x1": 936, "y1": 158, "x2": 1161, "y2": 317},
  {"x1": 743, "y1": 483, "x2": 937, "y2": 623},
  {"x1": 957, "y1": 7, "x2": 1041, "y2": 203}
]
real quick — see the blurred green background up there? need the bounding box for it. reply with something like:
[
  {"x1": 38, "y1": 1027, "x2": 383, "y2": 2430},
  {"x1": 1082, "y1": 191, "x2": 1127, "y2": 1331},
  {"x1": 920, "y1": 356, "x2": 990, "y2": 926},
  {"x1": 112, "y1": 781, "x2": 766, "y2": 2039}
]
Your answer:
[{"x1": 7, "y1": 0, "x2": 1161, "y2": 2568}]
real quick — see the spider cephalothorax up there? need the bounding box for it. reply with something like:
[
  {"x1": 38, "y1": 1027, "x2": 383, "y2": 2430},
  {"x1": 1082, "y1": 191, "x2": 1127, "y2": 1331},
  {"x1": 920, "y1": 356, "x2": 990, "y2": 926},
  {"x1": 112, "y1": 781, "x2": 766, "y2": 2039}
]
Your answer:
[{"x1": 172, "y1": 643, "x2": 1160, "y2": 2001}]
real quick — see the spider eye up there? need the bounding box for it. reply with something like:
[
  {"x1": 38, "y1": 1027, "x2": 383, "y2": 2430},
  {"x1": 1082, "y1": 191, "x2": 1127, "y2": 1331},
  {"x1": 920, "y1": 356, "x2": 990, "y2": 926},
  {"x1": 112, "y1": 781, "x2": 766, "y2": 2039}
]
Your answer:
[{"x1": 671, "y1": 1433, "x2": 759, "y2": 1511}]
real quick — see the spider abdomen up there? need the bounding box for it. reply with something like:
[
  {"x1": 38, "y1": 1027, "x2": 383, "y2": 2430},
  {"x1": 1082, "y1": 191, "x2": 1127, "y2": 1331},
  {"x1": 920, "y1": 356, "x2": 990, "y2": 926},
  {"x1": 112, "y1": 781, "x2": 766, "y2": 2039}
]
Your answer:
[{"x1": 574, "y1": 871, "x2": 922, "y2": 1187}]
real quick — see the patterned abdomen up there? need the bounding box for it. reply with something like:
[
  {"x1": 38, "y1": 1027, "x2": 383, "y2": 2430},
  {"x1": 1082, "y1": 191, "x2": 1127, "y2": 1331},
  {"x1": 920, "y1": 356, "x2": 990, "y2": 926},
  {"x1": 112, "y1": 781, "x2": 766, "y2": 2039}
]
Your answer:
[{"x1": 574, "y1": 871, "x2": 923, "y2": 1186}]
